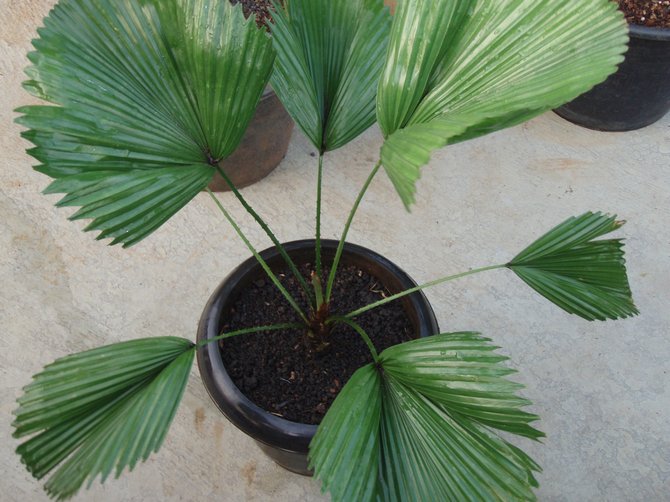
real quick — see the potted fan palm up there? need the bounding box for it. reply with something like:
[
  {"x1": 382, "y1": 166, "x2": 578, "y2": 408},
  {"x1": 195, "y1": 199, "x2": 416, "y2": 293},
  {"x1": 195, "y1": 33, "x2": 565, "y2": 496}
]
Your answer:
[
  {"x1": 13, "y1": 0, "x2": 637, "y2": 501},
  {"x1": 555, "y1": 0, "x2": 670, "y2": 131}
]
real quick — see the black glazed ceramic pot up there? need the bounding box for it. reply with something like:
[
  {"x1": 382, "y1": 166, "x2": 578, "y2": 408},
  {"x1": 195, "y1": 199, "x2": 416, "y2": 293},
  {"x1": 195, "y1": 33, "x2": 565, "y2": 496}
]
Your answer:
[
  {"x1": 196, "y1": 240, "x2": 439, "y2": 475},
  {"x1": 555, "y1": 24, "x2": 670, "y2": 131}
]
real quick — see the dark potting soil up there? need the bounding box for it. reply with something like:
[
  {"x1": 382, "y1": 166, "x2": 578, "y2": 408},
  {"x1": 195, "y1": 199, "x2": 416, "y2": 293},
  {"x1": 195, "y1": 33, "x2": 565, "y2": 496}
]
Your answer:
[
  {"x1": 219, "y1": 263, "x2": 415, "y2": 425},
  {"x1": 229, "y1": 0, "x2": 279, "y2": 29},
  {"x1": 618, "y1": 0, "x2": 670, "y2": 28}
]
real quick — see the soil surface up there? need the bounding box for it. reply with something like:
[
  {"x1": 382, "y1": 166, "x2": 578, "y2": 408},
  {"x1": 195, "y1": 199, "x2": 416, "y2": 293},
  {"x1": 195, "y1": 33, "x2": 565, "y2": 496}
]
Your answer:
[
  {"x1": 230, "y1": 0, "x2": 279, "y2": 29},
  {"x1": 618, "y1": 0, "x2": 670, "y2": 28},
  {"x1": 219, "y1": 263, "x2": 415, "y2": 424}
]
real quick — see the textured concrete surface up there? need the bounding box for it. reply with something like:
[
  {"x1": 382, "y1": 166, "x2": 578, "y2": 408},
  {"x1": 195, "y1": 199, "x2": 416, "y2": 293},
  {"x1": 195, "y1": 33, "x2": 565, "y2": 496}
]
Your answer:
[{"x1": 2, "y1": 2, "x2": 669, "y2": 501}]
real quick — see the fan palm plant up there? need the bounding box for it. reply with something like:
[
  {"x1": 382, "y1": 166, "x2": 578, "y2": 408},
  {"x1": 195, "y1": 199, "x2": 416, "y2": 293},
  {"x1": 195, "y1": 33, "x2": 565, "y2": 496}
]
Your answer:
[{"x1": 13, "y1": 0, "x2": 637, "y2": 500}]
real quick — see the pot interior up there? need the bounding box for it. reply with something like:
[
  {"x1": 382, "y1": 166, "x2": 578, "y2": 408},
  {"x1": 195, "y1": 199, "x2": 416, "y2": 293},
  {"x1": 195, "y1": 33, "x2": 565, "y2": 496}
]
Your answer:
[{"x1": 196, "y1": 239, "x2": 439, "y2": 461}]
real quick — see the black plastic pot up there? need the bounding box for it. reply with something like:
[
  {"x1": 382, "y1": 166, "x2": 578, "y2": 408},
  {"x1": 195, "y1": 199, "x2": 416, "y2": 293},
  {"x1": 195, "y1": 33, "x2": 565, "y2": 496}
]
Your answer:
[
  {"x1": 555, "y1": 24, "x2": 670, "y2": 131},
  {"x1": 196, "y1": 240, "x2": 439, "y2": 475}
]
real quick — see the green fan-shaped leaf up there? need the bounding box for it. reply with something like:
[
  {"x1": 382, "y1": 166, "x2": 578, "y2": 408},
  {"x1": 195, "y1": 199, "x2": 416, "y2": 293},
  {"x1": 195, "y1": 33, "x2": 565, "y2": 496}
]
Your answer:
[
  {"x1": 309, "y1": 364, "x2": 382, "y2": 502},
  {"x1": 18, "y1": 0, "x2": 274, "y2": 246},
  {"x1": 379, "y1": 378, "x2": 539, "y2": 501},
  {"x1": 376, "y1": 0, "x2": 472, "y2": 137},
  {"x1": 157, "y1": 0, "x2": 276, "y2": 160},
  {"x1": 13, "y1": 337, "x2": 195, "y2": 501},
  {"x1": 43, "y1": 165, "x2": 215, "y2": 247},
  {"x1": 310, "y1": 332, "x2": 541, "y2": 502},
  {"x1": 380, "y1": 332, "x2": 543, "y2": 439},
  {"x1": 270, "y1": 0, "x2": 391, "y2": 152},
  {"x1": 508, "y1": 212, "x2": 638, "y2": 321},
  {"x1": 378, "y1": 0, "x2": 628, "y2": 208},
  {"x1": 379, "y1": 116, "x2": 477, "y2": 208}
]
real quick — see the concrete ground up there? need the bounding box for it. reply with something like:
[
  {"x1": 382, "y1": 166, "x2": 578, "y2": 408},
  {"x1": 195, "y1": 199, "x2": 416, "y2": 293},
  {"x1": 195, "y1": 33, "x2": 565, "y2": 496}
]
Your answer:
[{"x1": 2, "y1": 2, "x2": 669, "y2": 501}]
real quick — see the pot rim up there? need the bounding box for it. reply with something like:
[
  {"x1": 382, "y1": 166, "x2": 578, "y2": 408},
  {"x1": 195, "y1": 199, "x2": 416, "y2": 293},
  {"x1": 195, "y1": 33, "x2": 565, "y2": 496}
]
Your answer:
[
  {"x1": 261, "y1": 85, "x2": 276, "y2": 100},
  {"x1": 196, "y1": 239, "x2": 439, "y2": 454},
  {"x1": 629, "y1": 23, "x2": 670, "y2": 41}
]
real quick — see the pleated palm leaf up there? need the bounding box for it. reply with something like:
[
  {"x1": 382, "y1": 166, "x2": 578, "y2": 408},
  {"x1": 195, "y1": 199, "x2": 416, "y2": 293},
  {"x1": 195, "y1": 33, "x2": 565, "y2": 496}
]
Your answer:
[
  {"x1": 310, "y1": 333, "x2": 543, "y2": 501},
  {"x1": 378, "y1": 0, "x2": 629, "y2": 208},
  {"x1": 13, "y1": 338, "x2": 196, "y2": 501},
  {"x1": 17, "y1": 0, "x2": 275, "y2": 247},
  {"x1": 507, "y1": 212, "x2": 638, "y2": 321},
  {"x1": 270, "y1": 0, "x2": 392, "y2": 153}
]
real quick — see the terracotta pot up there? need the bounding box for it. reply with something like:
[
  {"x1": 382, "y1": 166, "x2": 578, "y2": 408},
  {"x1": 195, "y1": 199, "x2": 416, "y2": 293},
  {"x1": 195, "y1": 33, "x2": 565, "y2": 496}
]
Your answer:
[
  {"x1": 208, "y1": 88, "x2": 294, "y2": 191},
  {"x1": 555, "y1": 24, "x2": 670, "y2": 131},
  {"x1": 196, "y1": 239, "x2": 439, "y2": 475}
]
